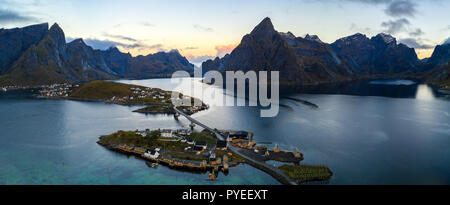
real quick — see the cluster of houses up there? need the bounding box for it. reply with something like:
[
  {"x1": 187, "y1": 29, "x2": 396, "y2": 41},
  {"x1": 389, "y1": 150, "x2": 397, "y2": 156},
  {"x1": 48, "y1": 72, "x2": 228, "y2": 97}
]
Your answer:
[
  {"x1": 107, "y1": 87, "x2": 170, "y2": 103},
  {"x1": 38, "y1": 83, "x2": 78, "y2": 97},
  {"x1": 227, "y1": 131, "x2": 253, "y2": 148},
  {"x1": 130, "y1": 87, "x2": 169, "y2": 101},
  {"x1": 2, "y1": 83, "x2": 59, "y2": 92},
  {"x1": 180, "y1": 104, "x2": 209, "y2": 115}
]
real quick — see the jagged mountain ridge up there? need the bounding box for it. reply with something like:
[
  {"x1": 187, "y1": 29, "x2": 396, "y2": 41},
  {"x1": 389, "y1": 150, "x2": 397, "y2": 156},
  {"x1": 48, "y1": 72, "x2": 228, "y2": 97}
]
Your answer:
[
  {"x1": 0, "y1": 23, "x2": 194, "y2": 86},
  {"x1": 202, "y1": 17, "x2": 356, "y2": 85},
  {"x1": 202, "y1": 17, "x2": 447, "y2": 86}
]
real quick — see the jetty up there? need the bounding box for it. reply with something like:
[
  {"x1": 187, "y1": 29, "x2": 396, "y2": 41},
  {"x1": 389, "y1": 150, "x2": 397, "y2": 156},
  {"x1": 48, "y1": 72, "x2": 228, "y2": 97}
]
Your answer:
[{"x1": 173, "y1": 107, "x2": 298, "y2": 185}]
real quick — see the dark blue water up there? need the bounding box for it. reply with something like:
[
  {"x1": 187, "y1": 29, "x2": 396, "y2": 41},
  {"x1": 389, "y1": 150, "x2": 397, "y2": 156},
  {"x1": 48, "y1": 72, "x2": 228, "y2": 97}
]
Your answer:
[{"x1": 1, "y1": 78, "x2": 449, "y2": 184}]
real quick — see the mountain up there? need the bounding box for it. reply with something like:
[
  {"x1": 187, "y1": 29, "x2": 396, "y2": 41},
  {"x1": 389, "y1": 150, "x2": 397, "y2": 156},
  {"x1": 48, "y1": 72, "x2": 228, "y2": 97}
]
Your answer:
[
  {"x1": 425, "y1": 43, "x2": 450, "y2": 68},
  {"x1": 124, "y1": 49, "x2": 194, "y2": 79},
  {"x1": 0, "y1": 23, "x2": 194, "y2": 86},
  {"x1": 0, "y1": 23, "x2": 49, "y2": 73},
  {"x1": 202, "y1": 17, "x2": 424, "y2": 86},
  {"x1": 0, "y1": 23, "x2": 116, "y2": 86},
  {"x1": 202, "y1": 17, "x2": 356, "y2": 85},
  {"x1": 423, "y1": 42, "x2": 450, "y2": 89},
  {"x1": 100, "y1": 47, "x2": 193, "y2": 79},
  {"x1": 331, "y1": 33, "x2": 418, "y2": 74}
]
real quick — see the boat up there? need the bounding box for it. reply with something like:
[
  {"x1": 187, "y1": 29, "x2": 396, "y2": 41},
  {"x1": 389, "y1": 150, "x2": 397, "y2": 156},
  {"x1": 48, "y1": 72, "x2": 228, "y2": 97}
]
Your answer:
[
  {"x1": 1, "y1": 88, "x2": 6, "y2": 92},
  {"x1": 146, "y1": 162, "x2": 159, "y2": 168},
  {"x1": 205, "y1": 172, "x2": 217, "y2": 181}
]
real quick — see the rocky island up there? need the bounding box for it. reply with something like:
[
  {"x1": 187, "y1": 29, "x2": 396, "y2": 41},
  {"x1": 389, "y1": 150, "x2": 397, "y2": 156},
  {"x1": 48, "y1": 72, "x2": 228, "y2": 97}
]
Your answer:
[{"x1": 97, "y1": 127, "x2": 332, "y2": 184}]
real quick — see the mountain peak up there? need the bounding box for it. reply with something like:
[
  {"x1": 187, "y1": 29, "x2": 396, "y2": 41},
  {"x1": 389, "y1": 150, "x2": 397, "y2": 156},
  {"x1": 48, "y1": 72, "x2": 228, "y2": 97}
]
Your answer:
[
  {"x1": 169, "y1": 49, "x2": 181, "y2": 54},
  {"x1": 250, "y1": 17, "x2": 275, "y2": 35},
  {"x1": 50, "y1": 23, "x2": 61, "y2": 30},
  {"x1": 48, "y1": 22, "x2": 66, "y2": 52},
  {"x1": 106, "y1": 46, "x2": 120, "y2": 52},
  {"x1": 49, "y1": 23, "x2": 64, "y2": 36},
  {"x1": 373, "y1": 33, "x2": 396, "y2": 44},
  {"x1": 69, "y1": 38, "x2": 86, "y2": 46},
  {"x1": 305, "y1": 34, "x2": 323, "y2": 43},
  {"x1": 280, "y1": 31, "x2": 296, "y2": 39}
]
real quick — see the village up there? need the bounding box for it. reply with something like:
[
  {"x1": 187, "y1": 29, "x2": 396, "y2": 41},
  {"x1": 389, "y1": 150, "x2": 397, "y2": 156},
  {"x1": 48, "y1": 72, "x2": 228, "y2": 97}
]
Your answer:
[
  {"x1": 38, "y1": 83, "x2": 79, "y2": 97},
  {"x1": 98, "y1": 127, "x2": 304, "y2": 181}
]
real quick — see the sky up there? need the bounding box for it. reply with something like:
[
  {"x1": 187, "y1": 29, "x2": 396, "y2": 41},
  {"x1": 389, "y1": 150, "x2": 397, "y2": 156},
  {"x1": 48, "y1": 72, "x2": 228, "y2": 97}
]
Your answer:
[{"x1": 1, "y1": 0, "x2": 449, "y2": 65}]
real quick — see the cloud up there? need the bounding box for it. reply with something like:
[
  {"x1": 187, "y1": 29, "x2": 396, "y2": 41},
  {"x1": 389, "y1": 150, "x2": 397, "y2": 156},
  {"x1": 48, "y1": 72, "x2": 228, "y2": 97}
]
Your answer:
[
  {"x1": 399, "y1": 38, "x2": 433, "y2": 49},
  {"x1": 344, "y1": 0, "x2": 392, "y2": 4},
  {"x1": 76, "y1": 38, "x2": 119, "y2": 50},
  {"x1": 193, "y1": 24, "x2": 213, "y2": 32},
  {"x1": 381, "y1": 18, "x2": 410, "y2": 34},
  {"x1": 0, "y1": 8, "x2": 37, "y2": 23},
  {"x1": 141, "y1": 22, "x2": 155, "y2": 27},
  {"x1": 67, "y1": 37, "x2": 148, "y2": 50},
  {"x1": 409, "y1": 28, "x2": 424, "y2": 36},
  {"x1": 147, "y1": 44, "x2": 163, "y2": 50},
  {"x1": 103, "y1": 33, "x2": 138, "y2": 42},
  {"x1": 215, "y1": 44, "x2": 237, "y2": 57},
  {"x1": 384, "y1": 0, "x2": 417, "y2": 17},
  {"x1": 183, "y1": 46, "x2": 198, "y2": 50}
]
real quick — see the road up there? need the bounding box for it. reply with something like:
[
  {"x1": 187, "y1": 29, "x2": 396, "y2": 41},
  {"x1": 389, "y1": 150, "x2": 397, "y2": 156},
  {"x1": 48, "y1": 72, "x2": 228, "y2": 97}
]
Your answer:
[{"x1": 173, "y1": 107, "x2": 297, "y2": 185}]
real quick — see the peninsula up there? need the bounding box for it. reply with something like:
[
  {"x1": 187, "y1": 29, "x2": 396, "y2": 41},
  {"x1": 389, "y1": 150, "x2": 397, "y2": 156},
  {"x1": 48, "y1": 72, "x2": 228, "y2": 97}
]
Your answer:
[{"x1": 38, "y1": 80, "x2": 208, "y2": 115}]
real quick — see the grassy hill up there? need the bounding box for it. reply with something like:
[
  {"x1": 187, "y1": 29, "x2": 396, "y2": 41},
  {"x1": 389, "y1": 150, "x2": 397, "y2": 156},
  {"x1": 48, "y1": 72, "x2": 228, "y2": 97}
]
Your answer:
[{"x1": 70, "y1": 80, "x2": 149, "y2": 100}]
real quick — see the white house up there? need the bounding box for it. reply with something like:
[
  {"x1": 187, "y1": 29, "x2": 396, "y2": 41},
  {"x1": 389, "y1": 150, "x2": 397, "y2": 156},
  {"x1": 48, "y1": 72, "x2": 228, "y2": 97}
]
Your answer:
[
  {"x1": 160, "y1": 129, "x2": 173, "y2": 138},
  {"x1": 177, "y1": 129, "x2": 192, "y2": 136},
  {"x1": 144, "y1": 150, "x2": 160, "y2": 159}
]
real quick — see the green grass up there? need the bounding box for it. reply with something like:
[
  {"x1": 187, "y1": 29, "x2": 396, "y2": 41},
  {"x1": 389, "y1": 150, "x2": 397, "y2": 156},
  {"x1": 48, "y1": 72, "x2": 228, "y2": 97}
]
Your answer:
[
  {"x1": 186, "y1": 131, "x2": 217, "y2": 146},
  {"x1": 98, "y1": 130, "x2": 154, "y2": 148},
  {"x1": 279, "y1": 164, "x2": 332, "y2": 183},
  {"x1": 133, "y1": 104, "x2": 174, "y2": 114},
  {"x1": 98, "y1": 130, "x2": 212, "y2": 161},
  {"x1": 69, "y1": 80, "x2": 145, "y2": 100},
  {"x1": 98, "y1": 129, "x2": 234, "y2": 162}
]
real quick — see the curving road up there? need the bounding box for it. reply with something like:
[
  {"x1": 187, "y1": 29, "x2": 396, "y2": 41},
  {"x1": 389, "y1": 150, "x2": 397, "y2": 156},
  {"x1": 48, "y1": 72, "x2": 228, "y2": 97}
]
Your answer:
[{"x1": 174, "y1": 107, "x2": 297, "y2": 185}]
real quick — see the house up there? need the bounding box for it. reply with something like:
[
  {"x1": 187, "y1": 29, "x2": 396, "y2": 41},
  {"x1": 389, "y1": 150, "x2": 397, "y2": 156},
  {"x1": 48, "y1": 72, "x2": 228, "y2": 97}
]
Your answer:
[
  {"x1": 177, "y1": 129, "x2": 191, "y2": 136},
  {"x1": 144, "y1": 150, "x2": 160, "y2": 159},
  {"x1": 228, "y1": 131, "x2": 249, "y2": 140},
  {"x1": 185, "y1": 138, "x2": 194, "y2": 145},
  {"x1": 160, "y1": 129, "x2": 173, "y2": 138},
  {"x1": 216, "y1": 140, "x2": 227, "y2": 150},
  {"x1": 195, "y1": 141, "x2": 207, "y2": 150},
  {"x1": 136, "y1": 130, "x2": 147, "y2": 137},
  {"x1": 209, "y1": 152, "x2": 216, "y2": 161}
]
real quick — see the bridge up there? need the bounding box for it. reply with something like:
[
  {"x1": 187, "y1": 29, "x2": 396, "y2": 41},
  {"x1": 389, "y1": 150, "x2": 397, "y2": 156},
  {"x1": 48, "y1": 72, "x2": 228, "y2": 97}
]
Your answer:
[{"x1": 173, "y1": 107, "x2": 297, "y2": 185}]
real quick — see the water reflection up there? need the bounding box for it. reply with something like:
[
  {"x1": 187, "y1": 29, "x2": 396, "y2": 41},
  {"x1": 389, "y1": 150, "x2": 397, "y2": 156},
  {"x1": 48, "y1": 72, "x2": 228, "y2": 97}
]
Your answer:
[
  {"x1": 1, "y1": 78, "x2": 449, "y2": 185},
  {"x1": 415, "y1": 84, "x2": 435, "y2": 101}
]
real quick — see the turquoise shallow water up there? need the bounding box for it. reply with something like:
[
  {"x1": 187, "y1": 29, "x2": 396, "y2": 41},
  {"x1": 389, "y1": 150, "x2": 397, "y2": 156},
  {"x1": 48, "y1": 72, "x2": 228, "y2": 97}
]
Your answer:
[
  {"x1": 0, "y1": 90, "x2": 279, "y2": 185},
  {"x1": 1, "y1": 78, "x2": 450, "y2": 185}
]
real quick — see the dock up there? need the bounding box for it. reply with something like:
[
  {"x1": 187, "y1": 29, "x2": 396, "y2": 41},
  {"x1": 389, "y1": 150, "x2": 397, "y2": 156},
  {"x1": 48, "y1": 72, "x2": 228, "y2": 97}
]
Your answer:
[{"x1": 113, "y1": 145, "x2": 225, "y2": 173}]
